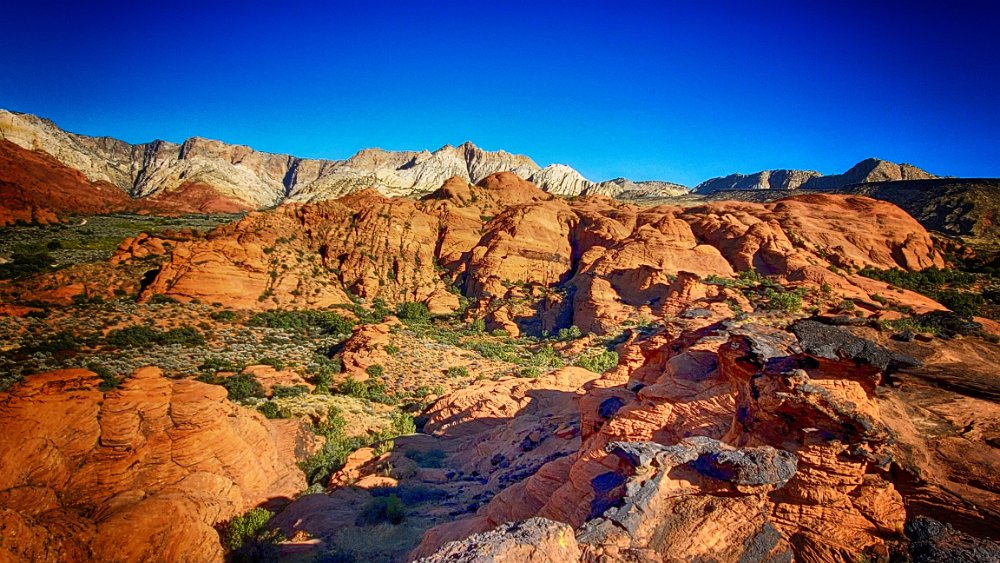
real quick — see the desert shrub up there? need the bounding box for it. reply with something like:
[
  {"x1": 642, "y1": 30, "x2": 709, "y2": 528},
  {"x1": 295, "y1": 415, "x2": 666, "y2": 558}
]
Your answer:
[
  {"x1": 87, "y1": 362, "x2": 121, "y2": 391},
  {"x1": 338, "y1": 377, "x2": 396, "y2": 404},
  {"x1": 271, "y1": 384, "x2": 309, "y2": 398},
  {"x1": 519, "y1": 366, "x2": 541, "y2": 378},
  {"x1": 445, "y1": 365, "x2": 469, "y2": 378},
  {"x1": 469, "y1": 318, "x2": 486, "y2": 334},
  {"x1": 575, "y1": 350, "x2": 619, "y2": 373},
  {"x1": 878, "y1": 317, "x2": 940, "y2": 336},
  {"x1": 0, "y1": 250, "x2": 56, "y2": 280},
  {"x1": 356, "y1": 494, "x2": 406, "y2": 526},
  {"x1": 199, "y1": 358, "x2": 242, "y2": 372},
  {"x1": 20, "y1": 331, "x2": 81, "y2": 354},
  {"x1": 222, "y1": 374, "x2": 266, "y2": 401},
  {"x1": 210, "y1": 310, "x2": 238, "y2": 322},
  {"x1": 528, "y1": 344, "x2": 563, "y2": 368},
  {"x1": 384, "y1": 344, "x2": 400, "y2": 355},
  {"x1": 405, "y1": 449, "x2": 446, "y2": 468},
  {"x1": 761, "y1": 288, "x2": 803, "y2": 313},
  {"x1": 159, "y1": 326, "x2": 206, "y2": 346},
  {"x1": 249, "y1": 310, "x2": 354, "y2": 335},
  {"x1": 299, "y1": 407, "x2": 368, "y2": 486},
  {"x1": 257, "y1": 401, "x2": 291, "y2": 419},
  {"x1": 870, "y1": 293, "x2": 889, "y2": 305},
  {"x1": 148, "y1": 294, "x2": 180, "y2": 304},
  {"x1": 255, "y1": 357, "x2": 286, "y2": 370},
  {"x1": 388, "y1": 411, "x2": 416, "y2": 436},
  {"x1": 221, "y1": 507, "x2": 273, "y2": 551},
  {"x1": 395, "y1": 301, "x2": 430, "y2": 322},
  {"x1": 366, "y1": 364, "x2": 385, "y2": 378},
  {"x1": 556, "y1": 325, "x2": 582, "y2": 341},
  {"x1": 106, "y1": 325, "x2": 204, "y2": 347},
  {"x1": 106, "y1": 325, "x2": 160, "y2": 347}
]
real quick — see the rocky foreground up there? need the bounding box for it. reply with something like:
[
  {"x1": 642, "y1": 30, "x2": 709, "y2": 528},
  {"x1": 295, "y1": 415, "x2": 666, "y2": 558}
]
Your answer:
[{"x1": 1, "y1": 172, "x2": 998, "y2": 561}]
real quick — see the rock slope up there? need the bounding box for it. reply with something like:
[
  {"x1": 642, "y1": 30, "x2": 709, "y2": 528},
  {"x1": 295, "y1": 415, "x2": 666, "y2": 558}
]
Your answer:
[{"x1": 0, "y1": 367, "x2": 317, "y2": 561}]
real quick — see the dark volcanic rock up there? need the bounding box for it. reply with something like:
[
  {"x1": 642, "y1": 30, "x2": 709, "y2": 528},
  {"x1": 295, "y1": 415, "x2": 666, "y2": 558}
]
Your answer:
[
  {"x1": 916, "y1": 311, "x2": 983, "y2": 339},
  {"x1": 906, "y1": 517, "x2": 1000, "y2": 563}
]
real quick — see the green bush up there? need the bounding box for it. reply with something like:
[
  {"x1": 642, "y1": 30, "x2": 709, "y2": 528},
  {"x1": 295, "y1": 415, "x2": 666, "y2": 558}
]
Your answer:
[
  {"x1": 762, "y1": 288, "x2": 802, "y2": 313},
  {"x1": 446, "y1": 366, "x2": 469, "y2": 378},
  {"x1": 20, "y1": 331, "x2": 81, "y2": 354},
  {"x1": 574, "y1": 350, "x2": 619, "y2": 373},
  {"x1": 257, "y1": 401, "x2": 291, "y2": 419},
  {"x1": 556, "y1": 325, "x2": 582, "y2": 341},
  {"x1": 221, "y1": 507, "x2": 273, "y2": 551},
  {"x1": 519, "y1": 366, "x2": 541, "y2": 378},
  {"x1": 199, "y1": 358, "x2": 242, "y2": 372},
  {"x1": 299, "y1": 406, "x2": 368, "y2": 486},
  {"x1": 396, "y1": 301, "x2": 430, "y2": 322},
  {"x1": 0, "y1": 251, "x2": 56, "y2": 280},
  {"x1": 222, "y1": 374, "x2": 266, "y2": 401},
  {"x1": 366, "y1": 364, "x2": 385, "y2": 378},
  {"x1": 87, "y1": 362, "x2": 121, "y2": 391},
  {"x1": 159, "y1": 326, "x2": 206, "y2": 346},
  {"x1": 106, "y1": 325, "x2": 159, "y2": 347},
  {"x1": 384, "y1": 344, "x2": 400, "y2": 355},
  {"x1": 356, "y1": 494, "x2": 406, "y2": 526},
  {"x1": 338, "y1": 377, "x2": 396, "y2": 404},
  {"x1": 210, "y1": 310, "x2": 239, "y2": 322},
  {"x1": 249, "y1": 310, "x2": 355, "y2": 335},
  {"x1": 271, "y1": 384, "x2": 309, "y2": 398}
]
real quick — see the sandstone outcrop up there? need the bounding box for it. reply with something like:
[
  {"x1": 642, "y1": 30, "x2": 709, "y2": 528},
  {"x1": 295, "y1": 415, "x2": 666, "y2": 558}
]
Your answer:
[
  {"x1": 414, "y1": 315, "x2": 1000, "y2": 562},
  {"x1": 0, "y1": 367, "x2": 315, "y2": 561}
]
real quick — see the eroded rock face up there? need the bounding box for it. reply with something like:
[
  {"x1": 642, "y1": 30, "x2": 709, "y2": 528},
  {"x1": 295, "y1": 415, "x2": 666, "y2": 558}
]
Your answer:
[
  {"x1": 416, "y1": 316, "x2": 1000, "y2": 562},
  {"x1": 413, "y1": 517, "x2": 582, "y2": 563},
  {"x1": 0, "y1": 367, "x2": 315, "y2": 562},
  {"x1": 126, "y1": 176, "x2": 945, "y2": 334}
]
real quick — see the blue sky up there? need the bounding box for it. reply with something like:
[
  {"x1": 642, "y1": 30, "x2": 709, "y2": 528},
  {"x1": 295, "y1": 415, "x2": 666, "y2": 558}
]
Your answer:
[{"x1": 1, "y1": 1, "x2": 997, "y2": 186}]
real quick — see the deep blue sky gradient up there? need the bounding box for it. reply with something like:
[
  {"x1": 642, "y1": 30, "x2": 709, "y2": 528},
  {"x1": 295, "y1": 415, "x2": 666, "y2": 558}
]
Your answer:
[{"x1": 1, "y1": 1, "x2": 997, "y2": 186}]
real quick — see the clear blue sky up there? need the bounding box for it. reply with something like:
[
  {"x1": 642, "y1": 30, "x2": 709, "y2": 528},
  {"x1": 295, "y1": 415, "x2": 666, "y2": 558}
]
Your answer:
[{"x1": 1, "y1": 1, "x2": 997, "y2": 186}]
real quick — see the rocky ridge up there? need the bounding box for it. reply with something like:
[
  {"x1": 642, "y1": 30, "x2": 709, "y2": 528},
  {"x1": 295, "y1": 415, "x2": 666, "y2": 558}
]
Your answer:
[
  {"x1": 695, "y1": 157, "x2": 936, "y2": 194},
  {"x1": 0, "y1": 109, "x2": 688, "y2": 224}
]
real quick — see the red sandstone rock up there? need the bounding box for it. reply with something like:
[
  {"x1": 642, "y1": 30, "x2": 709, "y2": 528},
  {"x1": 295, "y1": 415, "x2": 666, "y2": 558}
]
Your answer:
[{"x1": 0, "y1": 367, "x2": 314, "y2": 561}]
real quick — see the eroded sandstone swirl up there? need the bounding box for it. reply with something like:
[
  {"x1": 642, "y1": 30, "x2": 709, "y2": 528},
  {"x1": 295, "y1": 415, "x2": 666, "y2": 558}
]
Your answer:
[{"x1": 0, "y1": 367, "x2": 317, "y2": 561}]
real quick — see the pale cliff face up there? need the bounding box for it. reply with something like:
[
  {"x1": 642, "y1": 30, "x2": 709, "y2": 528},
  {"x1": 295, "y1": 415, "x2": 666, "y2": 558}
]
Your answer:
[{"x1": 0, "y1": 109, "x2": 688, "y2": 208}]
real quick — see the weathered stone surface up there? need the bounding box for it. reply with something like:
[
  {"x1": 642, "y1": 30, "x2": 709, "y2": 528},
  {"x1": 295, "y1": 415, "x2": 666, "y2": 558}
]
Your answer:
[
  {"x1": 414, "y1": 517, "x2": 582, "y2": 563},
  {"x1": 0, "y1": 367, "x2": 313, "y2": 561}
]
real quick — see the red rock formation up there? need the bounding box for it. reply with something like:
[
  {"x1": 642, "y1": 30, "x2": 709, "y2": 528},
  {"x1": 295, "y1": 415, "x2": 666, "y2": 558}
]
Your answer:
[
  {"x1": 0, "y1": 367, "x2": 316, "y2": 561},
  {"x1": 0, "y1": 140, "x2": 134, "y2": 226}
]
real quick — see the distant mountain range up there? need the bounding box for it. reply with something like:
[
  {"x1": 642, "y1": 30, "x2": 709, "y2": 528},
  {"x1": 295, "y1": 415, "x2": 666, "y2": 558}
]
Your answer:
[
  {"x1": 2, "y1": 107, "x2": 976, "y2": 231},
  {"x1": 0, "y1": 109, "x2": 689, "y2": 212}
]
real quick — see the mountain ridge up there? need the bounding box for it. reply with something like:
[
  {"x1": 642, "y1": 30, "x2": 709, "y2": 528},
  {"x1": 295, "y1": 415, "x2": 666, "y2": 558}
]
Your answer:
[{"x1": 0, "y1": 109, "x2": 690, "y2": 212}]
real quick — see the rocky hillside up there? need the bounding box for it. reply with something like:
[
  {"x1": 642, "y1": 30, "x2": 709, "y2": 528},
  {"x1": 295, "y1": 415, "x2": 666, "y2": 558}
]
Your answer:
[
  {"x1": 1, "y1": 172, "x2": 998, "y2": 561},
  {"x1": 0, "y1": 109, "x2": 689, "y2": 225},
  {"x1": 695, "y1": 157, "x2": 936, "y2": 194}
]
